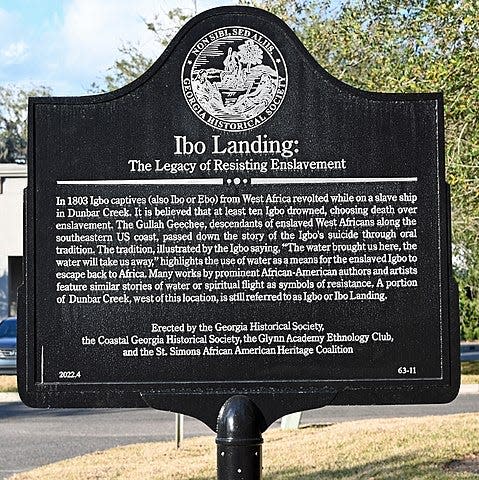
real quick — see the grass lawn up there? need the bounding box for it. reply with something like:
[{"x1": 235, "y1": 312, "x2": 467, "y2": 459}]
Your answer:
[
  {"x1": 0, "y1": 374, "x2": 17, "y2": 392},
  {"x1": 8, "y1": 413, "x2": 479, "y2": 479}
]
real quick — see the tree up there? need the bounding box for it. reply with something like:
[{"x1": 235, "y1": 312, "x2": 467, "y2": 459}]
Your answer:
[
  {"x1": 90, "y1": 9, "x2": 191, "y2": 93},
  {"x1": 243, "y1": 0, "x2": 479, "y2": 339},
  {"x1": 100, "y1": 1, "x2": 479, "y2": 338},
  {"x1": 0, "y1": 85, "x2": 51, "y2": 163}
]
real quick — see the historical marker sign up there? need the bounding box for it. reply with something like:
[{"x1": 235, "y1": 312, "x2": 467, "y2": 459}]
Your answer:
[{"x1": 19, "y1": 6, "x2": 459, "y2": 430}]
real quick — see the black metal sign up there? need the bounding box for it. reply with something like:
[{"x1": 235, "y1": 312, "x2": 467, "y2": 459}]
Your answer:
[{"x1": 19, "y1": 6, "x2": 459, "y2": 431}]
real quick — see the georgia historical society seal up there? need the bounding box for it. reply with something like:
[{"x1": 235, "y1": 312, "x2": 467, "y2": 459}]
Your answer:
[{"x1": 182, "y1": 27, "x2": 288, "y2": 131}]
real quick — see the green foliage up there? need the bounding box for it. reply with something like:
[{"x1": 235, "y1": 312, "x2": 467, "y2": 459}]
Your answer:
[
  {"x1": 0, "y1": 85, "x2": 51, "y2": 163},
  {"x1": 90, "y1": 44, "x2": 154, "y2": 93},
  {"x1": 459, "y1": 282, "x2": 479, "y2": 340},
  {"x1": 96, "y1": 1, "x2": 479, "y2": 338},
  {"x1": 242, "y1": 0, "x2": 479, "y2": 339}
]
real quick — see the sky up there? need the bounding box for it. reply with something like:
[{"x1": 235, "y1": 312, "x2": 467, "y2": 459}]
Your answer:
[{"x1": 0, "y1": 0, "x2": 234, "y2": 95}]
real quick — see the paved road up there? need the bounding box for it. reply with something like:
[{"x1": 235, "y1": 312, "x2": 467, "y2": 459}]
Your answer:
[
  {"x1": 1, "y1": 394, "x2": 479, "y2": 479},
  {"x1": 0, "y1": 404, "x2": 212, "y2": 479}
]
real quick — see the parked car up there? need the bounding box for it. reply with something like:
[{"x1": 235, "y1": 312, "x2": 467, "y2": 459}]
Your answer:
[
  {"x1": 461, "y1": 342, "x2": 479, "y2": 362},
  {"x1": 0, "y1": 317, "x2": 17, "y2": 374}
]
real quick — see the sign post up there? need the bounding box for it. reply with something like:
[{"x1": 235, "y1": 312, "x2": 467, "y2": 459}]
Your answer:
[
  {"x1": 216, "y1": 396, "x2": 263, "y2": 480},
  {"x1": 19, "y1": 6, "x2": 460, "y2": 477}
]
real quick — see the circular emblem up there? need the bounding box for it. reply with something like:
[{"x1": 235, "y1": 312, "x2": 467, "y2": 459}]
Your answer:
[{"x1": 182, "y1": 27, "x2": 288, "y2": 132}]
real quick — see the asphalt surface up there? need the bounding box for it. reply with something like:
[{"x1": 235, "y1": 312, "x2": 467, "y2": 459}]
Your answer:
[
  {"x1": 0, "y1": 404, "x2": 212, "y2": 478},
  {"x1": 1, "y1": 394, "x2": 479, "y2": 479}
]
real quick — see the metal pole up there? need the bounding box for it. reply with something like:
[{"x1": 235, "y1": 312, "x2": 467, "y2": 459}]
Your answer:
[
  {"x1": 175, "y1": 413, "x2": 184, "y2": 449},
  {"x1": 216, "y1": 396, "x2": 263, "y2": 480}
]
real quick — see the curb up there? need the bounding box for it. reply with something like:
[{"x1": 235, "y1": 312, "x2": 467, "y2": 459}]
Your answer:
[
  {"x1": 1, "y1": 386, "x2": 478, "y2": 405},
  {"x1": 459, "y1": 384, "x2": 479, "y2": 394},
  {"x1": 0, "y1": 392, "x2": 20, "y2": 403}
]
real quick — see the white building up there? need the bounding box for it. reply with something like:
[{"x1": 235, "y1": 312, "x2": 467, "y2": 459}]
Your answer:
[{"x1": 0, "y1": 164, "x2": 26, "y2": 318}]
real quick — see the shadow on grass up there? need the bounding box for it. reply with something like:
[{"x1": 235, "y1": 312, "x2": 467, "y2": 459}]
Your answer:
[
  {"x1": 462, "y1": 362, "x2": 479, "y2": 376},
  {"x1": 263, "y1": 453, "x2": 454, "y2": 480},
  {"x1": 185, "y1": 453, "x2": 454, "y2": 480}
]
